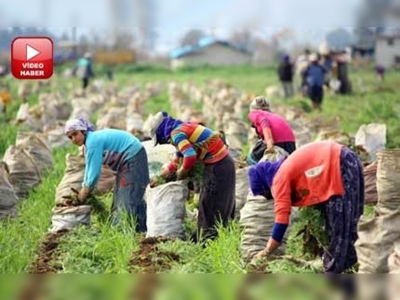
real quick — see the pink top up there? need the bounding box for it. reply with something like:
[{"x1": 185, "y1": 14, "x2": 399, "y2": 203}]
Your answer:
[{"x1": 248, "y1": 110, "x2": 295, "y2": 143}]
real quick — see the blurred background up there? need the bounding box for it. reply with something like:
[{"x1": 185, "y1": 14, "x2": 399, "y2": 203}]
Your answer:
[{"x1": 0, "y1": 0, "x2": 399, "y2": 68}]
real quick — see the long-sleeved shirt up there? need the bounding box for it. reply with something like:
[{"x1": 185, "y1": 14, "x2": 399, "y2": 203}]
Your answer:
[
  {"x1": 248, "y1": 110, "x2": 295, "y2": 143},
  {"x1": 167, "y1": 123, "x2": 228, "y2": 171},
  {"x1": 83, "y1": 129, "x2": 142, "y2": 189},
  {"x1": 272, "y1": 141, "x2": 344, "y2": 225},
  {"x1": 303, "y1": 63, "x2": 326, "y2": 87}
]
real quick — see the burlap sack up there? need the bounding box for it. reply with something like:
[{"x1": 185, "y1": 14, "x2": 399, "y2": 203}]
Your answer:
[
  {"x1": 260, "y1": 146, "x2": 289, "y2": 163},
  {"x1": 56, "y1": 154, "x2": 116, "y2": 204},
  {"x1": 55, "y1": 154, "x2": 85, "y2": 205},
  {"x1": 2, "y1": 145, "x2": 41, "y2": 199},
  {"x1": 145, "y1": 180, "x2": 188, "y2": 240},
  {"x1": 0, "y1": 162, "x2": 18, "y2": 219},
  {"x1": 15, "y1": 132, "x2": 54, "y2": 175},
  {"x1": 364, "y1": 162, "x2": 378, "y2": 205},
  {"x1": 235, "y1": 167, "x2": 249, "y2": 220},
  {"x1": 388, "y1": 243, "x2": 400, "y2": 274},
  {"x1": 355, "y1": 209, "x2": 400, "y2": 273},
  {"x1": 50, "y1": 205, "x2": 92, "y2": 233},
  {"x1": 240, "y1": 192, "x2": 295, "y2": 261},
  {"x1": 95, "y1": 165, "x2": 116, "y2": 196},
  {"x1": 376, "y1": 150, "x2": 400, "y2": 214}
]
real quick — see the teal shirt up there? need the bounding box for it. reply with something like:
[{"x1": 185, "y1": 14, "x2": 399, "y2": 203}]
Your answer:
[{"x1": 83, "y1": 129, "x2": 142, "y2": 189}]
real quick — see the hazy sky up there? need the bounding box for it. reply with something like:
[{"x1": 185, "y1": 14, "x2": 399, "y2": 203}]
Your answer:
[{"x1": 0, "y1": 0, "x2": 364, "y2": 52}]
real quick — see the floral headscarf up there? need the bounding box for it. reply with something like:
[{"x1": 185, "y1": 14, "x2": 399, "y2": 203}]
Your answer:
[{"x1": 64, "y1": 116, "x2": 95, "y2": 134}]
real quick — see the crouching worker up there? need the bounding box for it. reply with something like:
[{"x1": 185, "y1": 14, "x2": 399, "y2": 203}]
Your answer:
[
  {"x1": 65, "y1": 117, "x2": 149, "y2": 232},
  {"x1": 249, "y1": 141, "x2": 364, "y2": 273},
  {"x1": 149, "y1": 111, "x2": 235, "y2": 242},
  {"x1": 247, "y1": 96, "x2": 296, "y2": 165}
]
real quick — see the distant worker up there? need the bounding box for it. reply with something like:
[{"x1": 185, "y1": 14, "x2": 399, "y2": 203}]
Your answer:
[
  {"x1": 295, "y1": 48, "x2": 311, "y2": 96},
  {"x1": 375, "y1": 64, "x2": 385, "y2": 83},
  {"x1": 277, "y1": 54, "x2": 294, "y2": 99},
  {"x1": 336, "y1": 51, "x2": 352, "y2": 95},
  {"x1": 73, "y1": 52, "x2": 94, "y2": 91},
  {"x1": 302, "y1": 53, "x2": 327, "y2": 110}
]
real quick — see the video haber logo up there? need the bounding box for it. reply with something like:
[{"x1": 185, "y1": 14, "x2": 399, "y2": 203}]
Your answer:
[{"x1": 11, "y1": 37, "x2": 53, "y2": 80}]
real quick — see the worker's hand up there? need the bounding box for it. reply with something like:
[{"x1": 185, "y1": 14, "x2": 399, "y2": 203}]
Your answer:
[
  {"x1": 251, "y1": 248, "x2": 271, "y2": 265},
  {"x1": 265, "y1": 144, "x2": 275, "y2": 154},
  {"x1": 160, "y1": 168, "x2": 176, "y2": 181},
  {"x1": 78, "y1": 187, "x2": 90, "y2": 202},
  {"x1": 149, "y1": 177, "x2": 159, "y2": 188},
  {"x1": 177, "y1": 168, "x2": 189, "y2": 180}
]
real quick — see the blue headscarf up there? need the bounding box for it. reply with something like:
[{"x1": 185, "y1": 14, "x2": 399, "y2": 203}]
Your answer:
[
  {"x1": 283, "y1": 54, "x2": 290, "y2": 63},
  {"x1": 156, "y1": 115, "x2": 183, "y2": 144},
  {"x1": 248, "y1": 159, "x2": 285, "y2": 196}
]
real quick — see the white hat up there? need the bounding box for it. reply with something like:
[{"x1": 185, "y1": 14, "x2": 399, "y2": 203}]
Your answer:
[
  {"x1": 149, "y1": 111, "x2": 168, "y2": 146},
  {"x1": 309, "y1": 53, "x2": 318, "y2": 62},
  {"x1": 249, "y1": 96, "x2": 271, "y2": 111}
]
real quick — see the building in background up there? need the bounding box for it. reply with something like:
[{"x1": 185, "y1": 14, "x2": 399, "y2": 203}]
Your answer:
[{"x1": 169, "y1": 37, "x2": 252, "y2": 70}]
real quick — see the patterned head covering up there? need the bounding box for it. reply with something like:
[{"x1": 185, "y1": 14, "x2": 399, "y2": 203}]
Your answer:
[
  {"x1": 149, "y1": 111, "x2": 183, "y2": 146},
  {"x1": 64, "y1": 116, "x2": 95, "y2": 134},
  {"x1": 248, "y1": 159, "x2": 285, "y2": 196},
  {"x1": 249, "y1": 96, "x2": 271, "y2": 111}
]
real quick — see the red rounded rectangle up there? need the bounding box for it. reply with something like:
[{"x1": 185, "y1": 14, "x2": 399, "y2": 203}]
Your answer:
[{"x1": 11, "y1": 37, "x2": 53, "y2": 80}]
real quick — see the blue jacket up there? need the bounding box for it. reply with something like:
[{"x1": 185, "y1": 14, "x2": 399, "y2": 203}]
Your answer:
[
  {"x1": 303, "y1": 64, "x2": 326, "y2": 87},
  {"x1": 83, "y1": 129, "x2": 143, "y2": 189}
]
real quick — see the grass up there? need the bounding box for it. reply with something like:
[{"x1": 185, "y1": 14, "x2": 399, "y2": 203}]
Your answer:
[
  {"x1": 0, "y1": 63, "x2": 398, "y2": 275},
  {"x1": 0, "y1": 146, "x2": 71, "y2": 273}
]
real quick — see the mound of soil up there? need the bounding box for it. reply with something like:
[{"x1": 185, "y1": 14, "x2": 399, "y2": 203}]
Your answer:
[
  {"x1": 29, "y1": 229, "x2": 69, "y2": 274},
  {"x1": 129, "y1": 237, "x2": 180, "y2": 273}
]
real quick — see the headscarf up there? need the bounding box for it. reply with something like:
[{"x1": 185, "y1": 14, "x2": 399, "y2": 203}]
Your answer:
[
  {"x1": 64, "y1": 116, "x2": 95, "y2": 134},
  {"x1": 283, "y1": 54, "x2": 290, "y2": 63},
  {"x1": 156, "y1": 116, "x2": 183, "y2": 145},
  {"x1": 249, "y1": 96, "x2": 270, "y2": 111},
  {"x1": 248, "y1": 159, "x2": 285, "y2": 196}
]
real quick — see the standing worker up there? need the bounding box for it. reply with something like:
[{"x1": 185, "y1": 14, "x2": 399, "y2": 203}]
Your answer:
[
  {"x1": 248, "y1": 141, "x2": 364, "y2": 273},
  {"x1": 65, "y1": 116, "x2": 149, "y2": 232},
  {"x1": 277, "y1": 54, "x2": 294, "y2": 99},
  {"x1": 73, "y1": 52, "x2": 94, "y2": 91},
  {"x1": 149, "y1": 111, "x2": 236, "y2": 242},
  {"x1": 302, "y1": 53, "x2": 327, "y2": 110},
  {"x1": 247, "y1": 96, "x2": 296, "y2": 165}
]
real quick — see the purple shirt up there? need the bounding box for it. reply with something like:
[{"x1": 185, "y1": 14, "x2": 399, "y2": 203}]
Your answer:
[{"x1": 248, "y1": 110, "x2": 295, "y2": 143}]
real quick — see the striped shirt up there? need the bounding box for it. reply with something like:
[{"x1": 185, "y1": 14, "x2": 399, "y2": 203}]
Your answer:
[{"x1": 167, "y1": 123, "x2": 228, "y2": 171}]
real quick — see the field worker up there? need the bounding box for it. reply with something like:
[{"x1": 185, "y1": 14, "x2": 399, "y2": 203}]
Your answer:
[
  {"x1": 73, "y1": 52, "x2": 94, "y2": 91},
  {"x1": 247, "y1": 96, "x2": 296, "y2": 165},
  {"x1": 302, "y1": 53, "x2": 327, "y2": 110},
  {"x1": 149, "y1": 111, "x2": 235, "y2": 242},
  {"x1": 65, "y1": 116, "x2": 149, "y2": 232},
  {"x1": 277, "y1": 54, "x2": 294, "y2": 98},
  {"x1": 249, "y1": 141, "x2": 364, "y2": 273}
]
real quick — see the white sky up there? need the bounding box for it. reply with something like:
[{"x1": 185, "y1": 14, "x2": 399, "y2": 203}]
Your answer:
[{"x1": 0, "y1": 0, "x2": 364, "y2": 52}]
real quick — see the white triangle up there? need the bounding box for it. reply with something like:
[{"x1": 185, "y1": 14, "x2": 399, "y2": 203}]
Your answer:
[{"x1": 26, "y1": 44, "x2": 40, "y2": 61}]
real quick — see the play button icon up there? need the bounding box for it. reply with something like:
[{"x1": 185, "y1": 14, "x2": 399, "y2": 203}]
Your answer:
[
  {"x1": 26, "y1": 44, "x2": 40, "y2": 61},
  {"x1": 11, "y1": 37, "x2": 53, "y2": 79}
]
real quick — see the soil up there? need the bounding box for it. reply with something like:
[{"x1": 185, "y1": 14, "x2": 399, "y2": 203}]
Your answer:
[
  {"x1": 129, "y1": 237, "x2": 180, "y2": 273},
  {"x1": 29, "y1": 229, "x2": 69, "y2": 274}
]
